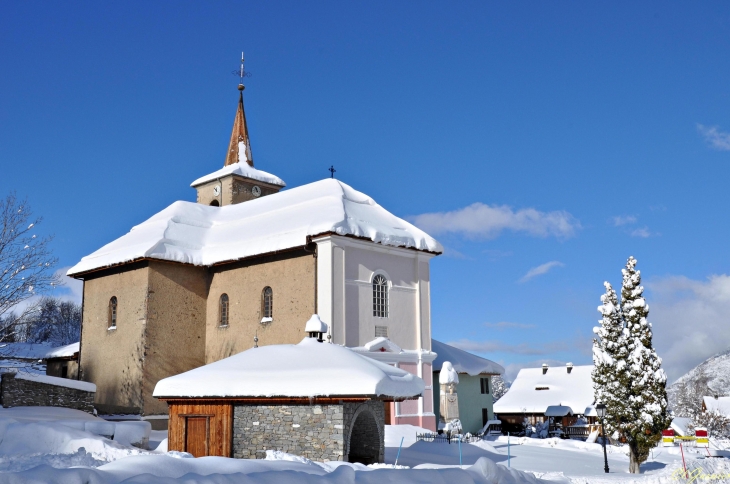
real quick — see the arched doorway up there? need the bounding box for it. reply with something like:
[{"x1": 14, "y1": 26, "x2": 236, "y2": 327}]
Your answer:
[
  {"x1": 210, "y1": 200, "x2": 220, "y2": 207},
  {"x1": 347, "y1": 407, "x2": 382, "y2": 464}
]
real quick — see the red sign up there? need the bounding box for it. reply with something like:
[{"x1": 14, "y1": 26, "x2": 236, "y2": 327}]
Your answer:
[
  {"x1": 695, "y1": 429, "x2": 708, "y2": 437},
  {"x1": 662, "y1": 429, "x2": 674, "y2": 436}
]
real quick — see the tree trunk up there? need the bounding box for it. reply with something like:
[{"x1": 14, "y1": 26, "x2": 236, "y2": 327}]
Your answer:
[{"x1": 628, "y1": 441, "x2": 641, "y2": 474}]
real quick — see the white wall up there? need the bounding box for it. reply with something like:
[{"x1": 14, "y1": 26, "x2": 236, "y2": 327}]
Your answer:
[{"x1": 313, "y1": 235, "x2": 435, "y2": 351}]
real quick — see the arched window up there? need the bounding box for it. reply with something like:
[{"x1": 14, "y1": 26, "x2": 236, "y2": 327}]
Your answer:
[
  {"x1": 210, "y1": 200, "x2": 220, "y2": 207},
  {"x1": 262, "y1": 286, "x2": 273, "y2": 319},
  {"x1": 219, "y1": 294, "x2": 229, "y2": 327},
  {"x1": 108, "y1": 296, "x2": 117, "y2": 328},
  {"x1": 372, "y1": 275, "x2": 388, "y2": 318}
]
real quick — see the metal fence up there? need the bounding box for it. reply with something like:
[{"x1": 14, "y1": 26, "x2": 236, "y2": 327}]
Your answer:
[{"x1": 415, "y1": 433, "x2": 485, "y2": 444}]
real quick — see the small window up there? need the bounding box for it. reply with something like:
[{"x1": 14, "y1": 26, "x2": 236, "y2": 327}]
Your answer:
[
  {"x1": 262, "y1": 287, "x2": 273, "y2": 319},
  {"x1": 375, "y1": 325, "x2": 388, "y2": 338},
  {"x1": 480, "y1": 377, "x2": 490, "y2": 394},
  {"x1": 372, "y1": 274, "x2": 388, "y2": 318},
  {"x1": 108, "y1": 296, "x2": 117, "y2": 328},
  {"x1": 219, "y1": 294, "x2": 229, "y2": 327}
]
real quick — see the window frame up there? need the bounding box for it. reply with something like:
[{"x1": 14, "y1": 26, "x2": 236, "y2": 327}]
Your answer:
[
  {"x1": 480, "y1": 377, "x2": 490, "y2": 395},
  {"x1": 261, "y1": 286, "x2": 273, "y2": 319},
  {"x1": 108, "y1": 296, "x2": 117, "y2": 329},
  {"x1": 219, "y1": 293, "x2": 229, "y2": 327},
  {"x1": 372, "y1": 273, "x2": 389, "y2": 318}
]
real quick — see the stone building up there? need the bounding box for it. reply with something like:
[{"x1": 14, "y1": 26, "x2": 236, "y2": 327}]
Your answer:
[
  {"x1": 153, "y1": 329, "x2": 423, "y2": 462},
  {"x1": 67, "y1": 74, "x2": 442, "y2": 429}
]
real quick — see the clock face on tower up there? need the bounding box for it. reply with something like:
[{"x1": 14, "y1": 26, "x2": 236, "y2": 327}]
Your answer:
[
  {"x1": 213, "y1": 185, "x2": 221, "y2": 196},
  {"x1": 252, "y1": 186, "x2": 261, "y2": 197}
]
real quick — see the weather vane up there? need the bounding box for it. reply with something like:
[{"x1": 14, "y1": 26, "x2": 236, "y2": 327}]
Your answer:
[
  {"x1": 232, "y1": 52, "x2": 253, "y2": 85},
  {"x1": 329, "y1": 165, "x2": 336, "y2": 179}
]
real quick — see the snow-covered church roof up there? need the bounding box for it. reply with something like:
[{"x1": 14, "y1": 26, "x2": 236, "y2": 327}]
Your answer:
[
  {"x1": 67, "y1": 179, "x2": 442, "y2": 276},
  {"x1": 431, "y1": 339, "x2": 504, "y2": 376},
  {"x1": 153, "y1": 337, "x2": 425, "y2": 399},
  {"x1": 493, "y1": 364, "x2": 594, "y2": 415}
]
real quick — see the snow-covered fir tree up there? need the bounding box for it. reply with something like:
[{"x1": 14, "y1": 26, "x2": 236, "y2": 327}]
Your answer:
[
  {"x1": 592, "y1": 281, "x2": 630, "y2": 436},
  {"x1": 592, "y1": 257, "x2": 671, "y2": 474},
  {"x1": 491, "y1": 374, "x2": 509, "y2": 402}
]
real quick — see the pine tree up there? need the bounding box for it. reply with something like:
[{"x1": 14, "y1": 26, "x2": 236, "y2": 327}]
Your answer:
[
  {"x1": 491, "y1": 375, "x2": 509, "y2": 402},
  {"x1": 619, "y1": 256, "x2": 671, "y2": 474},
  {"x1": 592, "y1": 281, "x2": 630, "y2": 437}
]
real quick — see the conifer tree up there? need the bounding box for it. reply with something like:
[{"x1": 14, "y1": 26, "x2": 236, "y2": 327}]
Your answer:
[
  {"x1": 592, "y1": 257, "x2": 670, "y2": 474},
  {"x1": 592, "y1": 282, "x2": 629, "y2": 437},
  {"x1": 620, "y1": 256, "x2": 670, "y2": 473}
]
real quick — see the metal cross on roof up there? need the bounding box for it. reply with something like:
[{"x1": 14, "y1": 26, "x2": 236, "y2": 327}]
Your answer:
[
  {"x1": 329, "y1": 165, "x2": 336, "y2": 179},
  {"x1": 232, "y1": 52, "x2": 252, "y2": 84}
]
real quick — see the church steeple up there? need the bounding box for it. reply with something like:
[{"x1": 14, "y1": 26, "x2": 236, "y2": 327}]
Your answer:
[{"x1": 224, "y1": 54, "x2": 254, "y2": 167}]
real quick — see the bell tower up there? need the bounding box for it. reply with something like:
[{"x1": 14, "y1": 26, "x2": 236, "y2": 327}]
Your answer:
[{"x1": 191, "y1": 53, "x2": 285, "y2": 206}]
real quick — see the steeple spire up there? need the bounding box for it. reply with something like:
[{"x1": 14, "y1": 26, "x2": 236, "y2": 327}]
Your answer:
[{"x1": 225, "y1": 53, "x2": 254, "y2": 167}]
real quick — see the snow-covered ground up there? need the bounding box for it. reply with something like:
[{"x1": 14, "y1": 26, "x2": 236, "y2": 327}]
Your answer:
[{"x1": 0, "y1": 408, "x2": 728, "y2": 483}]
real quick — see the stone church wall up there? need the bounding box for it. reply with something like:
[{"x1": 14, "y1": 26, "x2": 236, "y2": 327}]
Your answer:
[
  {"x1": 231, "y1": 400, "x2": 384, "y2": 463},
  {"x1": 205, "y1": 249, "x2": 315, "y2": 363},
  {"x1": 1, "y1": 373, "x2": 95, "y2": 414}
]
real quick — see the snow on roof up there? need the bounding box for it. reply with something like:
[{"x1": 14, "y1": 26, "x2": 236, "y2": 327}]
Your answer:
[
  {"x1": 362, "y1": 337, "x2": 402, "y2": 353},
  {"x1": 13, "y1": 372, "x2": 96, "y2": 392},
  {"x1": 304, "y1": 314, "x2": 328, "y2": 333},
  {"x1": 671, "y1": 417, "x2": 692, "y2": 437},
  {"x1": 190, "y1": 160, "x2": 286, "y2": 188},
  {"x1": 45, "y1": 342, "x2": 80, "y2": 359},
  {"x1": 545, "y1": 405, "x2": 573, "y2": 417},
  {"x1": 431, "y1": 340, "x2": 504, "y2": 376},
  {"x1": 703, "y1": 396, "x2": 730, "y2": 417},
  {"x1": 153, "y1": 337, "x2": 425, "y2": 399},
  {"x1": 68, "y1": 179, "x2": 442, "y2": 276},
  {"x1": 0, "y1": 343, "x2": 53, "y2": 360},
  {"x1": 493, "y1": 364, "x2": 594, "y2": 414}
]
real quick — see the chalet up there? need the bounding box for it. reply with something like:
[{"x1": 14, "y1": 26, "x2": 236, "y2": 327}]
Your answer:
[
  {"x1": 702, "y1": 395, "x2": 730, "y2": 417},
  {"x1": 153, "y1": 320, "x2": 424, "y2": 463},
  {"x1": 430, "y1": 339, "x2": 504, "y2": 434},
  {"x1": 493, "y1": 363, "x2": 595, "y2": 434}
]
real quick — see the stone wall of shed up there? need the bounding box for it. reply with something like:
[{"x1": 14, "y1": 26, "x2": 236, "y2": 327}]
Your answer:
[{"x1": 1, "y1": 373, "x2": 95, "y2": 413}]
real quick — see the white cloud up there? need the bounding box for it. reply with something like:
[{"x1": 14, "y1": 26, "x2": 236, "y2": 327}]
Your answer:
[
  {"x1": 630, "y1": 227, "x2": 652, "y2": 238},
  {"x1": 697, "y1": 124, "x2": 730, "y2": 151},
  {"x1": 647, "y1": 274, "x2": 730, "y2": 382},
  {"x1": 483, "y1": 321, "x2": 536, "y2": 330},
  {"x1": 611, "y1": 215, "x2": 637, "y2": 226},
  {"x1": 411, "y1": 203, "x2": 580, "y2": 240},
  {"x1": 519, "y1": 261, "x2": 564, "y2": 283}
]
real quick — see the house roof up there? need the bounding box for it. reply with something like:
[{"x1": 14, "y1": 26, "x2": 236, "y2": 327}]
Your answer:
[
  {"x1": 431, "y1": 339, "x2": 504, "y2": 376},
  {"x1": 45, "y1": 342, "x2": 80, "y2": 359},
  {"x1": 703, "y1": 396, "x2": 730, "y2": 416},
  {"x1": 493, "y1": 364, "x2": 594, "y2": 414},
  {"x1": 68, "y1": 179, "x2": 442, "y2": 277},
  {"x1": 153, "y1": 337, "x2": 425, "y2": 399}
]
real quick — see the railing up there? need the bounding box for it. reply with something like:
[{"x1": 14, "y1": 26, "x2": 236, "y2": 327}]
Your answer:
[
  {"x1": 565, "y1": 426, "x2": 590, "y2": 439},
  {"x1": 415, "y1": 433, "x2": 484, "y2": 444}
]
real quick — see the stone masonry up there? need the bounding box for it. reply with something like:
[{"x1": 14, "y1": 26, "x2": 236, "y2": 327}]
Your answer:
[
  {"x1": 233, "y1": 400, "x2": 385, "y2": 463},
  {"x1": 1, "y1": 373, "x2": 95, "y2": 414}
]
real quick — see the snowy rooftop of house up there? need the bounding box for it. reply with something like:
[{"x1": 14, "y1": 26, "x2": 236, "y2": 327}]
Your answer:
[
  {"x1": 68, "y1": 179, "x2": 442, "y2": 276},
  {"x1": 190, "y1": 160, "x2": 286, "y2": 188},
  {"x1": 493, "y1": 364, "x2": 594, "y2": 414},
  {"x1": 45, "y1": 342, "x2": 80, "y2": 359},
  {"x1": 703, "y1": 396, "x2": 730, "y2": 416},
  {"x1": 153, "y1": 337, "x2": 425, "y2": 399},
  {"x1": 431, "y1": 339, "x2": 504, "y2": 376}
]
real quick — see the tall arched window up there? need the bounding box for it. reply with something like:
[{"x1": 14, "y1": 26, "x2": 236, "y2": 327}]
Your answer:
[
  {"x1": 372, "y1": 275, "x2": 388, "y2": 318},
  {"x1": 262, "y1": 286, "x2": 273, "y2": 319},
  {"x1": 108, "y1": 296, "x2": 118, "y2": 328},
  {"x1": 219, "y1": 294, "x2": 229, "y2": 327}
]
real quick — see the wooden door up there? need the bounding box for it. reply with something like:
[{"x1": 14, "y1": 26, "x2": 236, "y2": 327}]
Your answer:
[
  {"x1": 384, "y1": 402, "x2": 391, "y2": 425},
  {"x1": 185, "y1": 416, "x2": 209, "y2": 457}
]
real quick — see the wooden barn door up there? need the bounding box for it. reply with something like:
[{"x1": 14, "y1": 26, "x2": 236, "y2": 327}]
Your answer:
[{"x1": 185, "y1": 416, "x2": 210, "y2": 457}]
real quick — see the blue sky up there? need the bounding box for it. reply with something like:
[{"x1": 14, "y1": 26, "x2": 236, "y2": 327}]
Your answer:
[{"x1": 2, "y1": 1, "x2": 730, "y2": 382}]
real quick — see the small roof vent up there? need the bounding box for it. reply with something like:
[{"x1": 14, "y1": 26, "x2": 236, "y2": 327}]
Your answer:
[
  {"x1": 305, "y1": 314, "x2": 328, "y2": 342},
  {"x1": 566, "y1": 362, "x2": 574, "y2": 374},
  {"x1": 542, "y1": 363, "x2": 549, "y2": 375}
]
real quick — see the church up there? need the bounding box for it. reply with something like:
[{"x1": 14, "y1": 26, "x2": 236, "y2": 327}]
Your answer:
[{"x1": 67, "y1": 72, "x2": 443, "y2": 430}]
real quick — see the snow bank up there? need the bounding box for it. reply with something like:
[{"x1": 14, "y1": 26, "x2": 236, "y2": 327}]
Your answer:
[
  {"x1": 68, "y1": 179, "x2": 443, "y2": 276},
  {"x1": 432, "y1": 339, "x2": 505, "y2": 376},
  {"x1": 154, "y1": 337, "x2": 425, "y2": 399},
  {"x1": 13, "y1": 372, "x2": 96, "y2": 392},
  {"x1": 191, "y1": 160, "x2": 286, "y2": 187}
]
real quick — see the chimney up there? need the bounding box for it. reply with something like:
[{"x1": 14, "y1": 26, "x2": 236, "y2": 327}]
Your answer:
[
  {"x1": 566, "y1": 362, "x2": 573, "y2": 374},
  {"x1": 542, "y1": 363, "x2": 548, "y2": 375}
]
